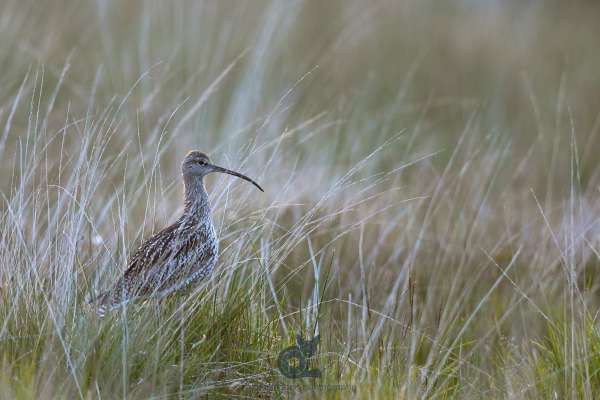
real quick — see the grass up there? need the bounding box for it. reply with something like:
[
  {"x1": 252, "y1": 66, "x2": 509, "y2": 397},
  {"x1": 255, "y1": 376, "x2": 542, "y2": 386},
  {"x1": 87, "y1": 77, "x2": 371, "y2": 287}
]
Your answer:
[{"x1": 2, "y1": 0, "x2": 600, "y2": 398}]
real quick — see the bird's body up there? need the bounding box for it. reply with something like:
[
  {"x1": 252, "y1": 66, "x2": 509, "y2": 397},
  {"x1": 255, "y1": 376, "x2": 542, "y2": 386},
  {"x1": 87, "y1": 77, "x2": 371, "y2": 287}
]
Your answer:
[{"x1": 95, "y1": 151, "x2": 262, "y2": 316}]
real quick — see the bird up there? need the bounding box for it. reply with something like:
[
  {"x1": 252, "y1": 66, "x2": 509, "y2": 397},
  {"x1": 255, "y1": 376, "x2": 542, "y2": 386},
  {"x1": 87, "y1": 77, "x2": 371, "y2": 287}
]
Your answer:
[{"x1": 93, "y1": 150, "x2": 263, "y2": 316}]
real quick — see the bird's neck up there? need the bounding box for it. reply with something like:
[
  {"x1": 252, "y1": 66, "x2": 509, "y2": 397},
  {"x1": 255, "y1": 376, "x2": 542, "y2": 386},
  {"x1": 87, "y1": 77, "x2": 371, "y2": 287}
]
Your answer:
[{"x1": 183, "y1": 175, "x2": 211, "y2": 220}]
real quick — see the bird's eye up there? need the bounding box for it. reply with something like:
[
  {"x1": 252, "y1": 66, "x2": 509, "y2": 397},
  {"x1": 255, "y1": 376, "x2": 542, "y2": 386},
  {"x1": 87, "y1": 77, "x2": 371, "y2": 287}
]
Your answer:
[{"x1": 198, "y1": 159, "x2": 206, "y2": 165}]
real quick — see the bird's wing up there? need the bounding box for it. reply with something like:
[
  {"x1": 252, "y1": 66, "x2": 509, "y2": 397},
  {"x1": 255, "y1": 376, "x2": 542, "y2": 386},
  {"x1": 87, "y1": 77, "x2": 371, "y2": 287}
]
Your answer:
[{"x1": 109, "y1": 222, "x2": 201, "y2": 300}]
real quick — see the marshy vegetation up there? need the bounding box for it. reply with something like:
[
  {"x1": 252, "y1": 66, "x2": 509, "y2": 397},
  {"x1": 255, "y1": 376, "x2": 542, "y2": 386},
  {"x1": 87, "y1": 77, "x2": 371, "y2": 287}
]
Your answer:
[{"x1": 2, "y1": 0, "x2": 600, "y2": 398}]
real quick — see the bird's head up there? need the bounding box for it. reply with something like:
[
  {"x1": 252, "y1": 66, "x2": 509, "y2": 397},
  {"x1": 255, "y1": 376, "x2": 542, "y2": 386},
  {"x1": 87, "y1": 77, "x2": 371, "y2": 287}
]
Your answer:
[{"x1": 181, "y1": 150, "x2": 263, "y2": 192}]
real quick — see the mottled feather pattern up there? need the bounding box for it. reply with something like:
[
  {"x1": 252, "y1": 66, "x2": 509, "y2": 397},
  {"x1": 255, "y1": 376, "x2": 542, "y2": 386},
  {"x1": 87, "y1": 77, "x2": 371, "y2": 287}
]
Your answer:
[{"x1": 97, "y1": 216, "x2": 217, "y2": 315}]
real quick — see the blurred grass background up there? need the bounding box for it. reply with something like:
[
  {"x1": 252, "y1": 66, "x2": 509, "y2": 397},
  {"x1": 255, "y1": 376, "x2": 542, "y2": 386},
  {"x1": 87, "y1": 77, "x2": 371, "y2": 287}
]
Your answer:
[
  {"x1": 2, "y1": 0, "x2": 600, "y2": 398},
  {"x1": 3, "y1": 0, "x2": 600, "y2": 192}
]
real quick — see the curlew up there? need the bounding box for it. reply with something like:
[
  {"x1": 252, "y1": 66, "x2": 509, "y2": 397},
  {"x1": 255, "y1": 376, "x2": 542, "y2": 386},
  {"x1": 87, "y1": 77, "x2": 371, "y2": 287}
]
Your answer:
[{"x1": 93, "y1": 150, "x2": 263, "y2": 316}]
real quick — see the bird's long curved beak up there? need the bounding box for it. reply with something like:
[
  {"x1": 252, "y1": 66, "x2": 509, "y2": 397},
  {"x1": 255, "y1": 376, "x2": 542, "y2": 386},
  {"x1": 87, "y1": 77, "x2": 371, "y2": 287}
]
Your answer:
[{"x1": 210, "y1": 165, "x2": 264, "y2": 192}]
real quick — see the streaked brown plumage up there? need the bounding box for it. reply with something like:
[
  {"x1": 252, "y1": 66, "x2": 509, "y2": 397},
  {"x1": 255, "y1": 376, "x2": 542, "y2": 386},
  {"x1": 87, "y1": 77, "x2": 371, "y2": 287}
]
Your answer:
[{"x1": 94, "y1": 151, "x2": 263, "y2": 316}]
